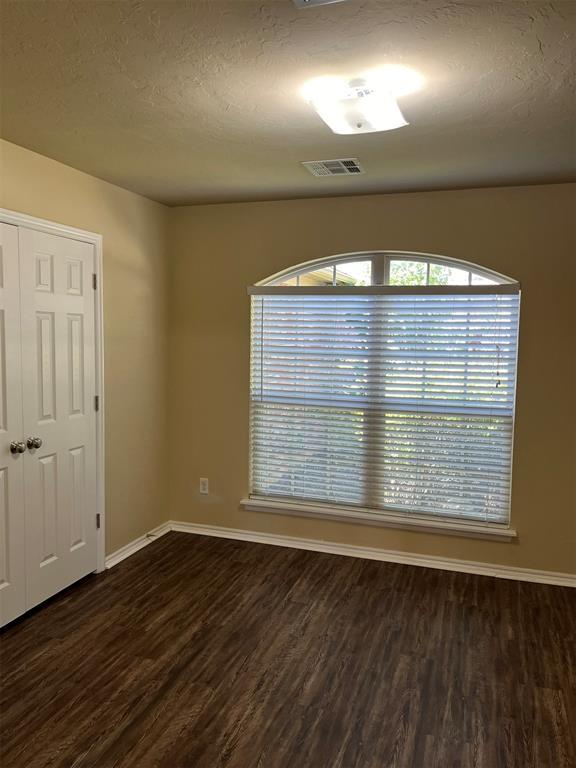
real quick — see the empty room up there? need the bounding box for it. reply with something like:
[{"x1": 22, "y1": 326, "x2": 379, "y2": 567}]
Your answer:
[{"x1": 0, "y1": 1, "x2": 575, "y2": 766}]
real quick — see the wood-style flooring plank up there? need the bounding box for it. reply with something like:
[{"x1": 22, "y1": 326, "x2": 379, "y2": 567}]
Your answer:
[{"x1": 1, "y1": 532, "x2": 574, "y2": 768}]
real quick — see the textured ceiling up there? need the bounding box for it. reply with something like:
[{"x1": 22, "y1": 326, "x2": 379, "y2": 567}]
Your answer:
[{"x1": 1, "y1": 0, "x2": 575, "y2": 205}]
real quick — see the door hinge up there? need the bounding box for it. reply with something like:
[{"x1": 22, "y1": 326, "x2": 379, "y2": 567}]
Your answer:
[
  {"x1": 96, "y1": 513, "x2": 101, "y2": 530},
  {"x1": 94, "y1": 395, "x2": 100, "y2": 411},
  {"x1": 92, "y1": 273, "x2": 98, "y2": 290}
]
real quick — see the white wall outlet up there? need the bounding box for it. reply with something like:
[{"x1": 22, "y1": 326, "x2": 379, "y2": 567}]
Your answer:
[{"x1": 199, "y1": 477, "x2": 209, "y2": 495}]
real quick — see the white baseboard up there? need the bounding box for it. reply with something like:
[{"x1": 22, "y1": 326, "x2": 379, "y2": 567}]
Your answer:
[
  {"x1": 105, "y1": 522, "x2": 172, "y2": 569},
  {"x1": 107, "y1": 519, "x2": 576, "y2": 587}
]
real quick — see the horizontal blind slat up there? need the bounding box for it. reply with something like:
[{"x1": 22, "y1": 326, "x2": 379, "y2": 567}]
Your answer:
[{"x1": 250, "y1": 292, "x2": 519, "y2": 524}]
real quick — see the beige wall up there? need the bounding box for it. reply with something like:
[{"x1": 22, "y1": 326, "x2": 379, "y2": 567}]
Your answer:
[
  {"x1": 0, "y1": 139, "x2": 170, "y2": 554},
  {"x1": 2, "y1": 138, "x2": 574, "y2": 574},
  {"x1": 169, "y1": 183, "x2": 576, "y2": 574}
]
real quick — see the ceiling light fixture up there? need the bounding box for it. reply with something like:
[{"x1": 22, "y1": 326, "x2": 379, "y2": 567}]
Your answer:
[{"x1": 301, "y1": 66, "x2": 423, "y2": 135}]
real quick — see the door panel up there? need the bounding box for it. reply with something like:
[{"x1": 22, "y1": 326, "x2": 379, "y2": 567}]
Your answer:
[
  {"x1": 19, "y1": 228, "x2": 97, "y2": 610},
  {"x1": 0, "y1": 223, "x2": 26, "y2": 626}
]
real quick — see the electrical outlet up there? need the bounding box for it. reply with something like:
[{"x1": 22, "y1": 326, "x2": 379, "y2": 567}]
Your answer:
[{"x1": 199, "y1": 477, "x2": 209, "y2": 495}]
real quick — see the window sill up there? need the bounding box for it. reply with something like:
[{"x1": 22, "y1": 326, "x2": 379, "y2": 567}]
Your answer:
[{"x1": 240, "y1": 497, "x2": 517, "y2": 541}]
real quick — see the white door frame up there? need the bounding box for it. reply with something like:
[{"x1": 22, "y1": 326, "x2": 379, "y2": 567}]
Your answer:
[{"x1": 0, "y1": 208, "x2": 106, "y2": 572}]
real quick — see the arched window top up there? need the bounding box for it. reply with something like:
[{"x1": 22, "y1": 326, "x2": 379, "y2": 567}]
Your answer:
[{"x1": 260, "y1": 251, "x2": 514, "y2": 288}]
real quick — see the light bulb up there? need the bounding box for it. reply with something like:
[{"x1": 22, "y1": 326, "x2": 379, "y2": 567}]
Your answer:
[
  {"x1": 300, "y1": 76, "x2": 348, "y2": 102},
  {"x1": 361, "y1": 65, "x2": 424, "y2": 97}
]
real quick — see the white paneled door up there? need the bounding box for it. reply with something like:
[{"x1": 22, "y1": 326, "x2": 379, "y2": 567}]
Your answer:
[
  {"x1": 0, "y1": 223, "x2": 27, "y2": 625},
  {"x1": 0, "y1": 224, "x2": 99, "y2": 626}
]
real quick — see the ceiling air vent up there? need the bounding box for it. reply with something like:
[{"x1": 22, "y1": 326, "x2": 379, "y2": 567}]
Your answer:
[{"x1": 301, "y1": 158, "x2": 365, "y2": 177}]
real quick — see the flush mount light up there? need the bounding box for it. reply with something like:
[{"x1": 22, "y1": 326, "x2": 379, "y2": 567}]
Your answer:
[{"x1": 301, "y1": 66, "x2": 423, "y2": 135}]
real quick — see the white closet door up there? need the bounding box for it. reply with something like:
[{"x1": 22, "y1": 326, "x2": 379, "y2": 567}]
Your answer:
[
  {"x1": 19, "y1": 228, "x2": 98, "y2": 610},
  {"x1": 0, "y1": 223, "x2": 27, "y2": 626}
]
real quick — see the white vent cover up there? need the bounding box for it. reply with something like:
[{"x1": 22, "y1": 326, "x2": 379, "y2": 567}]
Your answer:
[
  {"x1": 292, "y1": 0, "x2": 348, "y2": 7},
  {"x1": 301, "y1": 158, "x2": 365, "y2": 177}
]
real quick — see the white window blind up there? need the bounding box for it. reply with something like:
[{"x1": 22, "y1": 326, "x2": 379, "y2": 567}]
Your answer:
[{"x1": 249, "y1": 285, "x2": 520, "y2": 526}]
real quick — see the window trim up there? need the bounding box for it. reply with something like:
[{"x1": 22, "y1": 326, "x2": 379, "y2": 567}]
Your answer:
[
  {"x1": 240, "y1": 496, "x2": 518, "y2": 541},
  {"x1": 260, "y1": 250, "x2": 516, "y2": 287}
]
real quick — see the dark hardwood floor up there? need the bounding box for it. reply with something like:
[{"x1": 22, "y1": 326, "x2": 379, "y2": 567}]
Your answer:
[{"x1": 1, "y1": 532, "x2": 574, "y2": 768}]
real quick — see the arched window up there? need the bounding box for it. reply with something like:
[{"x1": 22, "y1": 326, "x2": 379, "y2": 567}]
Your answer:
[
  {"x1": 261, "y1": 251, "x2": 513, "y2": 287},
  {"x1": 245, "y1": 252, "x2": 520, "y2": 538}
]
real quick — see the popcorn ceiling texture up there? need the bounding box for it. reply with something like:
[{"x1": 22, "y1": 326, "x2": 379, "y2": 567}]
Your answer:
[{"x1": 0, "y1": 0, "x2": 574, "y2": 204}]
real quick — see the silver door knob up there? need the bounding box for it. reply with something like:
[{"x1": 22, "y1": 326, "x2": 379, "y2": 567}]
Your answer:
[
  {"x1": 10, "y1": 441, "x2": 27, "y2": 454},
  {"x1": 27, "y1": 436, "x2": 43, "y2": 450}
]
